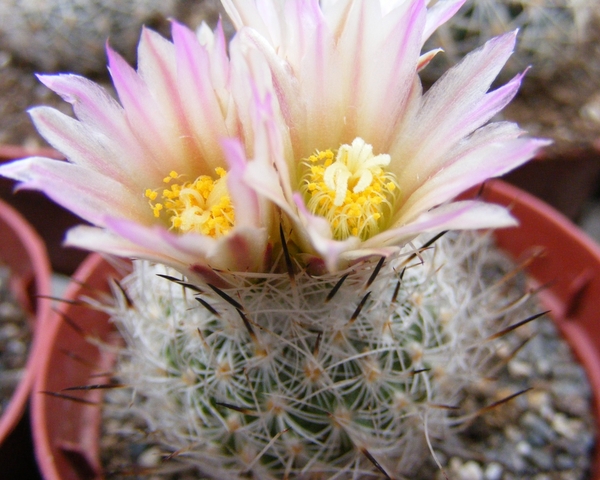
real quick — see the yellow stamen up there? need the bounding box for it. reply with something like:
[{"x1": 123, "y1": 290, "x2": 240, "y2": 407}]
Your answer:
[
  {"x1": 145, "y1": 189, "x2": 158, "y2": 201},
  {"x1": 145, "y1": 169, "x2": 235, "y2": 238},
  {"x1": 299, "y1": 137, "x2": 399, "y2": 241}
]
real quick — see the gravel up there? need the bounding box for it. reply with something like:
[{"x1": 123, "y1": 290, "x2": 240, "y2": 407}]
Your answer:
[
  {"x1": 0, "y1": 265, "x2": 31, "y2": 417},
  {"x1": 428, "y1": 318, "x2": 595, "y2": 480}
]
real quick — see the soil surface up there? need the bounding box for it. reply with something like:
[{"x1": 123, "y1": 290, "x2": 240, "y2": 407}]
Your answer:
[{"x1": 0, "y1": 265, "x2": 31, "y2": 417}]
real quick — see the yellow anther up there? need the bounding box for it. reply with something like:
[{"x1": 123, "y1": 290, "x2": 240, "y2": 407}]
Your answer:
[
  {"x1": 152, "y1": 203, "x2": 163, "y2": 217},
  {"x1": 145, "y1": 189, "x2": 158, "y2": 201},
  {"x1": 163, "y1": 171, "x2": 179, "y2": 184},
  {"x1": 145, "y1": 168, "x2": 234, "y2": 238},
  {"x1": 299, "y1": 138, "x2": 399, "y2": 241}
]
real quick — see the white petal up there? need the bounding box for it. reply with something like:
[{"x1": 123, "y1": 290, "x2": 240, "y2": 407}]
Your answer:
[
  {"x1": 364, "y1": 200, "x2": 517, "y2": 249},
  {"x1": 0, "y1": 157, "x2": 149, "y2": 227},
  {"x1": 391, "y1": 31, "x2": 519, "y2": 194},
  {"x1": 398, "y1": 137, "x2": 550, "y2": 222}
]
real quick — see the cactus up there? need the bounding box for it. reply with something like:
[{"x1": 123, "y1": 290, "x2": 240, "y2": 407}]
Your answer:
[
  {"x1": 100, "y1": 231, "x2": 544, "y2": 478},
  {"x1": 0, "y1": 0, "x2": 176, "y2": 73},
  {"x1": 422, "y1": 0, "x2": 598, "y2": 82}
]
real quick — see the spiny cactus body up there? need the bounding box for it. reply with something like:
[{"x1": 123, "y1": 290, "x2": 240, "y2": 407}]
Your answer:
[
  {"x1": 423, "y1": 0, "x2": 598, "y2": 82},
  {"x1": 103, "y1": 231, "x2": 540, "y2": 478}
]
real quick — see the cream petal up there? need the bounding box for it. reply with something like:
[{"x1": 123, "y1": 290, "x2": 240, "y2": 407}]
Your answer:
[
  {"x1": 422, "y1": 0, "x2": 466, "y2": 41},
  {"x1": 397, "y1": 137, "x2": 550, "y2": 223},
  {"x1": 65, "y1": 225, "x2": 179, "y2": 266},
  {"x1": 344, "y1": 0, "x2": 426, "y2": 147},
  {"x1": 104, "y1": 216, "x2": 268, "y2": 273},
  {"x1": 364, "y1": 200, "x2": 517, "y2": 249},
  {"x1": 107, "y1": 46, "x2": 192, "y2": 176},
  {"x1": 221, "y1": 138, "x2": 264, "y2": 229},
  {"x1": 36, "y1": 74, "x2": 161, "y2": 177},
  {"x1": 391, "y1": 31, "x2": 519, "y2": 193},
  {"x1": 0, "y1": 157, "x2": 149, "y2": 227},
  {"x1": 137, "y1": 28, "x2": 198, "y2": 165},
  {"x1": 29, "y1": 107, "x2": 157, "y2": 186},
  {"x1": 171, "y1": 21, "x2": 230, "y2": 172}
]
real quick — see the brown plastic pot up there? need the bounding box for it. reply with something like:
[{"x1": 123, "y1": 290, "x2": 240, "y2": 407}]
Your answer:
[
  {"x1": 0, "y1": 197, "x2": 52, "y2": 443},
  {"x1": 32, "y1": 180, "x2": 600, "y2": 479}
]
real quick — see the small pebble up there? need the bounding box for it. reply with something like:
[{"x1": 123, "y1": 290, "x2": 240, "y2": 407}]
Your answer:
[
  {"x1": 483, "y1": 462, "x2": 503, "y2": 480},
  {"x1": 555, "y1": 453, "x2": 576, "y2": 470},
  {"x1": 521, "y1": 411, "x2": 557, "y2": 444},
  {"x1": 552, "y1": 413, "x2": 580, "y2": 440},
  {"x1": 516, "y1": 440, "x2": 532, "y2": 456},
  {"x1": 528, "y1": 448, "x2": 554, "y2": 470},
  {"x1": 527, "y1": 390, "x2": 551, "y2": 411},
  {"x1": 457, "y1": 460, "x2": 483, "y2": 480},
  {"x1": 137, "y1": 446, "x2": 162, "y2": 468}
]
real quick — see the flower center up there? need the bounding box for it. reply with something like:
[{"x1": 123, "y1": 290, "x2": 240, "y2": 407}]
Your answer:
[
  {"x1": 144, "y1": 168, "x2": 235, "y2": 237},
  {"x1": 300, "y1": 137, "x2": 399, "y2": 241}
]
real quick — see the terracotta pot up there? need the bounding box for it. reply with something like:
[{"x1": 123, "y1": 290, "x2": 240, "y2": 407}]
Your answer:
[
  {"x1": 0, "y1": 144, "x2": 89, "y2": 275},
  {"x1": 32, "y1": 180, "x2": 600, "y2": 479},
  {"x1": 32, "y1": 254, "x2": 126, "y2": 480},
  {"x1": 0, "y1": 198, "x2": 52, "y2": 456},
  {"x1": 0, "y1": 197, "x2": 52, "y2": 479},
  {"x1": 502, "y1": 144, "x2": 600, "y2": 222},
  {"x1": 479, "y1": 179, "x2": 600, "y2": 476}
]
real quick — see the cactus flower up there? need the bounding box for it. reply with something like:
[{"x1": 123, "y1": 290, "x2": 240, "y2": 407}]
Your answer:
[
  {"x1": 0, "y1": 0, "x2": 549, "y2": 276},
  {"x1": 224, "y1": 0, "x2": 550, "y2": 271},
  {"x1": 0, "y1": 22, "x2": 273, "y2": 275}
]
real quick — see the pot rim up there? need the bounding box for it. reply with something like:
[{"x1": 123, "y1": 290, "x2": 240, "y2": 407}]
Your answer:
[{"x1": 0, "y1": 197, "x2": 52, "y2": 443}]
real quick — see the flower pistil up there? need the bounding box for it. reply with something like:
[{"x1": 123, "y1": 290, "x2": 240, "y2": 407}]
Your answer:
[{"x1": 300, "y1": 138, "x2": 399, "y2": 241}]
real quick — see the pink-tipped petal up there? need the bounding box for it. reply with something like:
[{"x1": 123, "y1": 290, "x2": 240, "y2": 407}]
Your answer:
[
  {"x1": 65, "y1": 225, "x2": 178, "y2": 266},
  {"x1": 108, "y1": 46, "x2": 191, "y2": 176},
  {"x1": 104, "y1": 216, "x2": 213, "y2": 264},
  {"x1": 399, "y1": 137, "x2": 550, "y2": 222},
  {"x1": 366, "y1": 200, "x2": 517, "y2": 249},
  {"x1": 171, "y1": 21, "x2": 229, "y2": 171},
  {"x1": 352, "y1": 0, "x2": 427, "y2": 146},
  {"x1": 29, "y1": 107, "x2": 151, "y2": 186},
  {"x1": 0, "y1": 157, "x2": 147, "y2": 227},
  {"x1": 222, "y1": 138, "x2": 262, "y2": 228},
  {"x1": 392, "y1": 31, "x2": 519, "y2": 192},
  {"x1": 104, "y1": 216, "x2": 267, "y2": 273},
  {"x1": 36, "y1": 74, "x2": 152, "y2": 171},
  {"x1": 422, "y1": 0, "x2": 466, "y2": 41}
]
